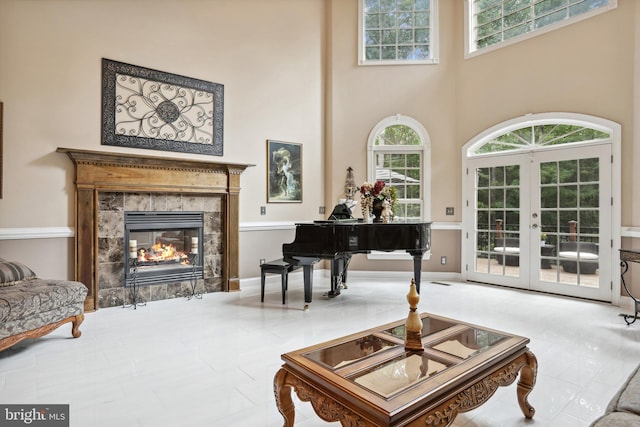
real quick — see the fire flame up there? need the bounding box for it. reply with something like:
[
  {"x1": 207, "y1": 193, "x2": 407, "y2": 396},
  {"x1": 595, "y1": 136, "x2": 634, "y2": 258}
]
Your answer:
[{"x1": 137, "y1": 242, "x2": 189, "y2": 264}]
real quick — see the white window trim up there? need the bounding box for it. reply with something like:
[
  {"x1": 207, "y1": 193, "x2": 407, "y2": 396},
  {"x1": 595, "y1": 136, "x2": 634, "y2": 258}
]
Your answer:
[
  {"x1": 358, "y1": 0, "x2": 440, "y2": 66},
  {"x1": 367, "y1": 114, "x2": 432, "y2": 260},
  {"x1": 464, "y1": 0, "x2": 618, "y2": 59}
]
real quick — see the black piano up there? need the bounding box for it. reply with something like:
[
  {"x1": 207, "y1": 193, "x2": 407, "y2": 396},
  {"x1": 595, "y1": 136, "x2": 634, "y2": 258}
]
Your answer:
[{"x1": 283, "y1": 221, "x2": 431, "y2": 307}]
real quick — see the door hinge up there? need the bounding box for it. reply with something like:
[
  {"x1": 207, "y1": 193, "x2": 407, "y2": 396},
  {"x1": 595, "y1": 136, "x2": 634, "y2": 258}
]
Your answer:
[
  {"x1": 611, "y1": 154, "x2": 614, "y2": 163},
  {"x1": 611, "y1": 197, "x2": 614, "y2": 206}
]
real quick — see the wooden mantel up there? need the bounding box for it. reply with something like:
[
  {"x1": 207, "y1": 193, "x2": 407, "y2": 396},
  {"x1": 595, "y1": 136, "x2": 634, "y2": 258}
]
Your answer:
[{"x1": 57, "y1": 148, "x2": 253, "y2": 311}]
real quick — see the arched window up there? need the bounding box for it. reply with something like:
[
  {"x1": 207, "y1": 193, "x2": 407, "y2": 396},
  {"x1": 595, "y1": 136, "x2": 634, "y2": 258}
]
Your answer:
[
  {"x1": 466, "y1": 114, "x2": 612, "y2": 157},
  {"x1": 367, "y1": 114, "x2": 431, "y2": 221}
]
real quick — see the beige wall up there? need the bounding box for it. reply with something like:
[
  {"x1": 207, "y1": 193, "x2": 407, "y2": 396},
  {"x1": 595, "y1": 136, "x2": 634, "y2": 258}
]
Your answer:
[
  {"x1": 325, "y1": 1, "x2": 639, "y2": 284},
  {"x1": 1, "y1": 1, "x2": 639, "y2": 297},
  {"x1": 325, "y1": 0, "x2": 460, "y2": 275},
  {"x1": 0, "y1": 0, "x2": 326, "y2": 278}
]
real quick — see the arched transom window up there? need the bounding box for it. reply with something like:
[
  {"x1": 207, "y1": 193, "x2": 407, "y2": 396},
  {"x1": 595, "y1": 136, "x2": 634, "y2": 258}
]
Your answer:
[{"x1": 467, "y1": 117, "x2": 611, "y2": 157}]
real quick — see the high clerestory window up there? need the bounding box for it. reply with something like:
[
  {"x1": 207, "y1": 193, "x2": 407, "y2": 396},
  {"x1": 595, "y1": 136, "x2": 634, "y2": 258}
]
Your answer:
[
  {"x1": 465, "y1": 0, "x2": 617, "y2": 57},
  {"x1": 359, "y1": 0, "x2": 439, "y2": 65}
]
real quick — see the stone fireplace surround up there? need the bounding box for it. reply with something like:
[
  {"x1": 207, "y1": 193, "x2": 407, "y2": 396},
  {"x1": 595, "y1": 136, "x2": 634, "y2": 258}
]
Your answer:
[
  {"x1": 58, "y1": 148, "x2": 252, "y2": 312},
  {"x1": 97, "y1": 192, "x2": 221, "y2": 308}
]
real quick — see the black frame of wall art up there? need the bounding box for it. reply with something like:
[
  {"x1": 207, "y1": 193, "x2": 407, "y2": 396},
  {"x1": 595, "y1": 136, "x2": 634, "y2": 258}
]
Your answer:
[{"x1": 101, "y1": 58, "x2": 224, "y2": 156}]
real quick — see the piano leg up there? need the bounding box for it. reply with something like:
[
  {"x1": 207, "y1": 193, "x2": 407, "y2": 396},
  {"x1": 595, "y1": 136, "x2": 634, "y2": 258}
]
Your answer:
[
  {"x1": 341, "y1": 255, "x2": 351, "y2": 289},
  {"x1": 328, "y1": 259, "x2": 342, "y2": 298},
  {"x1": 409, "y1": 250, "x2": 425, "y2": 293},
  {"x1": 303, "y1": 264, "x2": 313, "y2": 310},
  {"x1": 328, "y1": 255, "x2": 351, "y2": 298}
]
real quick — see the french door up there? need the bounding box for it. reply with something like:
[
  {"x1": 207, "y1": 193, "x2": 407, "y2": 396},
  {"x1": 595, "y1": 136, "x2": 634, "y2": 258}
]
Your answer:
[{"x1": 465, "y1": 144, "x2": 612, "y2": 301}]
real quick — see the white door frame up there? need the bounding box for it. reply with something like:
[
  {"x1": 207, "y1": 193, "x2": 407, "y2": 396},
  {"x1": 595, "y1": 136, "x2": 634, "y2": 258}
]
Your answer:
[{"x1": 461, "y1": 112, "x2": 621, "y2": 304}]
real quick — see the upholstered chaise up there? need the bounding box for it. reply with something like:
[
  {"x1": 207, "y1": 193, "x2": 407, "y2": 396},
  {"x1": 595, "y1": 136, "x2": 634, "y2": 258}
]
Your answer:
[{"x1": 0, "y1": 259, "x2": 87, "y2": 351}]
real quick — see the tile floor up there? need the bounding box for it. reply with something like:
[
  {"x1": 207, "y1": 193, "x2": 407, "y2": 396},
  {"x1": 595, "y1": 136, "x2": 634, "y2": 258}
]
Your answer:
[{"x1": 1, "y1": 273, "x2": 640, "y2": 427}]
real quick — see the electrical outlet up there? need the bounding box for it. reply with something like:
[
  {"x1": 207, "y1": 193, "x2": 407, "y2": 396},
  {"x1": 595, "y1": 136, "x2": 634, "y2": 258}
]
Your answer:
[
  {"x1": 260, "y1": 258, "x2": 265, "y2": 265},
  {"x1": 260, "y1": 206, "x2": 266, "y2": 215},
  {"x1": 319, "y1": 206, "x2": 325, "y2": 214},
  {"x1": 446, "y1": 207, "x2": 454, "y2": 215},
  {"x1": 440, "y1": 256, "x2": 447, "y2": 265}
]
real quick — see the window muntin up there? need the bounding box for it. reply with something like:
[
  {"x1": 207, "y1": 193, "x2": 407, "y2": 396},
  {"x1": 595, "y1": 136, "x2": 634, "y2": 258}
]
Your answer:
[
  {"x1": 468, "y1": 123, "x2": 610, "y2": 157},
  {"x1": 359, "y1": 0, "x2": 439, "y2": 65},
  {"x1": 375, "y1": 151, "x2": 422, "y2": 219},
  {"x1": 368, "y1": 115, "x2": 430, "y2": 222},
  {"x1": 467, "y1": 0, "x2": 617, "y2": 57}
]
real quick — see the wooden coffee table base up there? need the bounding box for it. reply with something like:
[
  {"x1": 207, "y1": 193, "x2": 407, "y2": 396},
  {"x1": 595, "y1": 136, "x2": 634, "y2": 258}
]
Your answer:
[{"x1": 274, "y1": 350, "x2": 537, "y2": 427}]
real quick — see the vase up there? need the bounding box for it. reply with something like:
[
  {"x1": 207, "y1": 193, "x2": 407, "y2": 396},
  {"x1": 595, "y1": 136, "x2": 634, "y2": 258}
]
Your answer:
[{"x1": 372, "y1": 199, "x2": 384, "y2": 223}]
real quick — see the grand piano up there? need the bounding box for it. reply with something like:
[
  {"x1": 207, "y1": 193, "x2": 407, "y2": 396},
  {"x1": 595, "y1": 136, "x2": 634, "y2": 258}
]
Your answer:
[{"x1": 283, "y1": 220, "x2": 431, "y2": 308}]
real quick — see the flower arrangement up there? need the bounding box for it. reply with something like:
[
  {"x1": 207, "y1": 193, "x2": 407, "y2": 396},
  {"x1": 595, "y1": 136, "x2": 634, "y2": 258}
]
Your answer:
[{"x1": 359, "y1": 180, "x2": 397, "y2": 221}]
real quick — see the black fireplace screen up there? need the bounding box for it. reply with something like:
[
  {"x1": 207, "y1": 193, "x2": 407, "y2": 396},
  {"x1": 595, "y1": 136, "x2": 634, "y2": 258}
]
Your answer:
[{"x1": 125, "y1": 211, "x2": 204, "y2": 287}]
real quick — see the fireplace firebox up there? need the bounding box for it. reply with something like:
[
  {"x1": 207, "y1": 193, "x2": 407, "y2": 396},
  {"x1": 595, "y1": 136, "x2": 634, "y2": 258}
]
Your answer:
[{"x1": 125, "y1": 211, "x2": 204, "y2": 287}]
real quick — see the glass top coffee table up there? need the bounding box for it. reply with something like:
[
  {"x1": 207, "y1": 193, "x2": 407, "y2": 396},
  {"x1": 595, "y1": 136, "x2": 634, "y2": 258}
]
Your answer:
[{"x1": 274, "y1": 313, "x2": 537, "y2": 426}]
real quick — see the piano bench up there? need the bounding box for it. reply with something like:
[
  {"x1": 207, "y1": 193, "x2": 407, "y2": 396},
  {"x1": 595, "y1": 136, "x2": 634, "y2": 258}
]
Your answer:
[{"x1": 260, "y1": 258, "x2": 301, "y2": 304}]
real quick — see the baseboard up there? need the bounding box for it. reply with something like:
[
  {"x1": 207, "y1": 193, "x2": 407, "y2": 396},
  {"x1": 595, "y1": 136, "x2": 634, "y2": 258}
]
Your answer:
[{"x1": 240, "y1": 269, "x2": 463, "y2": 288}]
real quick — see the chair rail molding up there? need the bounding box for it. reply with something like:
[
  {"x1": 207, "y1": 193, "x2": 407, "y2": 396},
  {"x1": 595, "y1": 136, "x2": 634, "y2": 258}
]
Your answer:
[
  {"x1": 622, "y1": 227, "x2": 640, "y2": 239},
  {"x1": 0, "y1": 227, "x2": 74, "y2": 240}
]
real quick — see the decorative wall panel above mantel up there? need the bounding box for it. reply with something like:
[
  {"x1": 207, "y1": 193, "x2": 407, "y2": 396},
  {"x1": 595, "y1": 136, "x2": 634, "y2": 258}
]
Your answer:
[{"x1": 101, "y1": 58, "x2": 225, "y2": 156}]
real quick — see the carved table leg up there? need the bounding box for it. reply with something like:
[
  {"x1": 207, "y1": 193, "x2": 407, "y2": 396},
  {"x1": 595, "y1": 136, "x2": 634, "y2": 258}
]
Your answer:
[
  {"x1": 274, "y1": 368, "x2": 295, "y2": 427},
  {"x1": 274, "y1": 367, "x2": 373, "y2": 426},
  {"x1": 516, "y1": 350, "x2": 537, "y2": 419}
]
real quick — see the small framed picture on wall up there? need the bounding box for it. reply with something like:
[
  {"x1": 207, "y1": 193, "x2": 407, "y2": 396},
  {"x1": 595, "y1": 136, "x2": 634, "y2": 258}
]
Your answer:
[{"x1": 267, "y1": 140, "x2": 302, "y2": 203}]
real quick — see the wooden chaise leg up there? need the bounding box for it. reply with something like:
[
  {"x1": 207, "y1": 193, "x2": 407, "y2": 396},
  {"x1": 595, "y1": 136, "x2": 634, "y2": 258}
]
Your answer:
[{"x1": 71, "y1": 314, "x2": 84, "y2": 338}]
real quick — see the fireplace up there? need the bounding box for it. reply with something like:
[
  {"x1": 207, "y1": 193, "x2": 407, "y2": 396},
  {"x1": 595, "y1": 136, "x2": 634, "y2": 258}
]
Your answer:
[
  {"x1": 125, "y1": 211, "x2": 204, "y2": 287},
  {"x1": 58, "y1": 148, "x2": 252, "y2": 311}
]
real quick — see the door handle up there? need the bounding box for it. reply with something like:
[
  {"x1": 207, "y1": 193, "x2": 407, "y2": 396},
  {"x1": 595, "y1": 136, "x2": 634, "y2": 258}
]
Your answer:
[{"x1": 531, "y1": 224, "x2": 538, "y2": 229}]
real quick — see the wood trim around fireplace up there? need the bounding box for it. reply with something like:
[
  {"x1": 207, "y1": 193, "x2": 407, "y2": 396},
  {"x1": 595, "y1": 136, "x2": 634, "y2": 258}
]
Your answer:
[{"x1": 57, "y1": 148, "x2": 253, "y2": 312}]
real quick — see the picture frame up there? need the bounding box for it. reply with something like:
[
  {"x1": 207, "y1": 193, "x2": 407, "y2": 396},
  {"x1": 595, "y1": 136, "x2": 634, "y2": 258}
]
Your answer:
[
  {"x1": 101, "y1": 58, "x2": 224, "y2": 156},
  {"x1": 267, "y1": 140, "x2": 302, "y2": 203}
]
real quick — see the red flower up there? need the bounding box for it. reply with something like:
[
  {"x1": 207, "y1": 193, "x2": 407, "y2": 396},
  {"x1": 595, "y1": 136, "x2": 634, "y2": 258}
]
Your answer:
[{"x1": 372, "y1": 180, "x2": 385, "y2": 197}]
